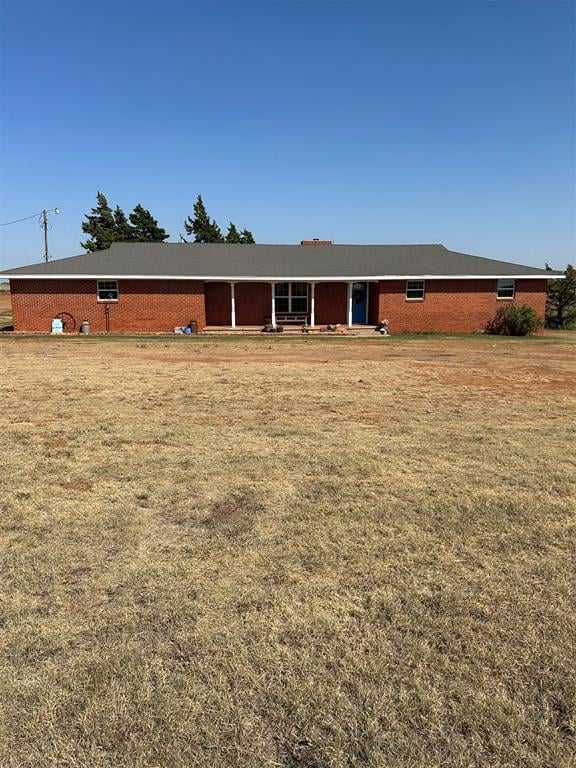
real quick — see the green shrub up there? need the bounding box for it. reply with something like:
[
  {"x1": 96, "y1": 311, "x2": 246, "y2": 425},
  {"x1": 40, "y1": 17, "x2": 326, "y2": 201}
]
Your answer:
[{"x1": 485, "y1": 304, "x2": 542, "y2": 336}]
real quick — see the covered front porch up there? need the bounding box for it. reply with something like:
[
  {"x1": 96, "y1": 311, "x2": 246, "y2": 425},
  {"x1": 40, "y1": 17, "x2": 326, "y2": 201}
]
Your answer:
[{"x1": 204, "y1": 280, "x2": 379, "y2": 329}]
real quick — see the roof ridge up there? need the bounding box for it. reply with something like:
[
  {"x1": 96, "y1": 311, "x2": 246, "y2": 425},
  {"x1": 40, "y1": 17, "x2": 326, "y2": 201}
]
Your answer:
[{"x1": 109, "y1": 241, "x2": 447, "y2": 247}]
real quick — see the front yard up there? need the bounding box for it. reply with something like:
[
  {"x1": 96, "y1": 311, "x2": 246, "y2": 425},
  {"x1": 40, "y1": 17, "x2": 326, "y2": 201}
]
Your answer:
[{"x1": 0, "y1": 335, "x2": 574, "y2": 767}]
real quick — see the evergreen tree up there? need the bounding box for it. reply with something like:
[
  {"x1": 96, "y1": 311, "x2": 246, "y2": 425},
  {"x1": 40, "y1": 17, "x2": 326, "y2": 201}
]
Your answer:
[
  {"x1": 183, "y1": 195, "x2": 223, "y2": 242},
  {"x1": 129, "y1": 204, "x2": 169, "y2": 242},
  {"x1": 113, "y1": 206, "x2": 135, "y2": 242},
  {"x1": 81, "y1": 192, "x2": 117, "y2": 252},
  {"x1": 225, "y1": 222, "x2": 242, "y2": 243},
  {"x1": 546, "y1": 264, "x2": 576, "y2": 328},
  {"x1": 239, "y1": 228, "x2": 255, "y2": 244}
]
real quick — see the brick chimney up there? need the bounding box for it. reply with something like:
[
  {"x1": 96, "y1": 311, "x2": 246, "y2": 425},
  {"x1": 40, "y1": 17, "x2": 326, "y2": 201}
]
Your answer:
[{"x1": 300, "y1": 238, "x2": 332, "y2": 246}]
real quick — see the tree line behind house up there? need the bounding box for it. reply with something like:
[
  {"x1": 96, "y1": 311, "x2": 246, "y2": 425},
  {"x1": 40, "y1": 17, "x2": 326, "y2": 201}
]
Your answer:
[{"x1": 81, "y1": 192, "x2": 255, "y2": 252}]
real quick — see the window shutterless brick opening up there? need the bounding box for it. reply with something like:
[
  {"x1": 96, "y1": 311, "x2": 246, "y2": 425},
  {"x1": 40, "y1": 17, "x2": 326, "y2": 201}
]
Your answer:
[
  {"x1": 274, "y1": 282, "x2": 308, "y2": 313},
  {"x1": 97, "y1": 280, "x2": 119, "y2": 301},
  {"x1": 497, "y1": 279, "x2": 515, "y2": 299},
  {"x1": 406, "y1": 280, "x2": 425, "y2": 300}
]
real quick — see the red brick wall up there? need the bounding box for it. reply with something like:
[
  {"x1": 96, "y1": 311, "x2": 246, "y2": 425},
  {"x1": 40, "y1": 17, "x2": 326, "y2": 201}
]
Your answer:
[
  {"x1": 377, "y1": 279, "x2": 548, "y2": 333},
  {"x1": 315, "y1": 282, "x2": 347, "y2": 325},
  {"x1": 205, "y1": 282, "x2": 231, "y2": 325},
  {"x1": 235, "y1": 282, "x2": 271, "y2": 325},
  {"x1": 10, "y1": 277, "x2": 549, "y2": 334},
  {"x1": 10, "y1": 279, "x2": 206, "y2": 333}
]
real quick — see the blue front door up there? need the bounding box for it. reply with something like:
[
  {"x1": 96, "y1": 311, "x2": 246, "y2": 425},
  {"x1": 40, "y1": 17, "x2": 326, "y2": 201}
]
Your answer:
[{"x1": 352, "y1": 282, "x2": 367, "y2": 323}]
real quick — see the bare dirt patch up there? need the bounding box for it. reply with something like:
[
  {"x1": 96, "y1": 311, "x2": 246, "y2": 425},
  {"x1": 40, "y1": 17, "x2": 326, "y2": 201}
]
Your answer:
[{"x1": 60, "y1": 480, "x2": 93, "y2": 492}]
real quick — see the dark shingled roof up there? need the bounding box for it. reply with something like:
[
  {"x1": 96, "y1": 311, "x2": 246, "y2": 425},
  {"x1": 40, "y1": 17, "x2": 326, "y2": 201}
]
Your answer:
[{"x1": 0, "y1": 242, "x2": 558, "y2": 279}]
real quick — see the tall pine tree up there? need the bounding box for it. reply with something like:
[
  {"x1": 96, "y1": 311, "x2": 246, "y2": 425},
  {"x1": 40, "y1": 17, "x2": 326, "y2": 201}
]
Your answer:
[
  {"x1": 239, "y1": 228, "x2": 255, "y2": 244},
  {"x1": 225, "y1": 223, "x2": 256, "y2": 243},
  {"x1": 129, "y1": 204, "x2": 169, "y2": 242},
  {"x1": 225, "y1": 223, "x2": 242, "y2": 243},
  {"x1": 113, "y1": 206, "x2": 135, "y2": 242},
  {"x1": 81, "y1": 193, "x2": 169, "y2": 250},
  {"x1": 81, "y1": 192, "x2": 117, "y2": 252},
  {"x1": 546, "y1": 264, "x2": 576, "y2": 328},
  {"x1": 183, "y1": 195, "x2": 256, "y2": 244},
  {"x1": 183, "y1": 195, "x2": 224, "y2": 242}
]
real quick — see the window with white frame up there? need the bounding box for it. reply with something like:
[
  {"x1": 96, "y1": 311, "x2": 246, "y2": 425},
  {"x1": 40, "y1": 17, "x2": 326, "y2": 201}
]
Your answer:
[
  {"x1": 406, "y1": 280, "x2": 425, "y2": 300},
  {"x1": 497, "y1": 279, "x2": 515, "y2": 299},
  {"x1": 97, "y1": 280, "x2": 119, "y2": 301},
  {"x1": 274, "y1": 282, "x2": 308, "y2": 313}
]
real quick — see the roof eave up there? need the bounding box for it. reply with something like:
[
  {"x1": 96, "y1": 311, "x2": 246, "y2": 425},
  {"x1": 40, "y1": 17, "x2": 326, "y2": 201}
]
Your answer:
[{"x1": 1, "y1": 273, "x2": 561, "y2": 280}]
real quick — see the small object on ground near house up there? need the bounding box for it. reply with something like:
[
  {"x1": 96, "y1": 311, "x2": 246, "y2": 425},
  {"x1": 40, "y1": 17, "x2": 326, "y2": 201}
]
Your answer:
[
  {"x1": 51, "y1": 318, "x2": 63, "y2": 334},
  {"x1": 80, "y1": 320, "x2": 90, "y2": 334},
  {"x1": 187, "y1": 320, "x2": 198, "y2": 334},
  {"x1": 334, "y1": 324, "x2": 347, "y2": 334},
  {"x1": 183, "y1": 325, "x2": 192, "y2": 335},
  {"x1": 301, "y1": 324, "x2": 310, "y2": 334},
  {"x1": 173, "y1": 326, "x2": 184, "y2": 334},
  {"x1": 376, "y1": 319, "x2": 389, "y2": 335},
  {"x1": 55, "y1": 312, "x2": 76, "y2": 333}
]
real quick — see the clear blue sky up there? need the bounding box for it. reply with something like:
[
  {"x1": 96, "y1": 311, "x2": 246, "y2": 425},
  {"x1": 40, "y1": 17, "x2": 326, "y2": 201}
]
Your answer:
[{"x1": 0, "y1": 0, "x2": 574, "y2": 270}]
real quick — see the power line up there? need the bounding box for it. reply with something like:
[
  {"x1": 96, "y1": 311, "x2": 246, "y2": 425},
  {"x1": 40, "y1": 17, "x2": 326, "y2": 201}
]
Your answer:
[
  {"x1": 51, "y1": 219, "x2": 81, "y2": 242},
  {"x1": 0, "y1": 207, "x2": 60, "y2": 262},
  {"x1": 0, "y1": 212, "x2": 44, "y2": 227},
  {"x1": 1, "y1": 207, "x2": 60, "y2": 228}
]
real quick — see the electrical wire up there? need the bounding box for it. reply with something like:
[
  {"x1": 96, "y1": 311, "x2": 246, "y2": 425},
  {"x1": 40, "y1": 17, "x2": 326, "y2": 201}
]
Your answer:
[
  {"x1": 0, "y1": 212, "x2": 44, "y2": 227},
  {"x1": 51, "y1": 219, "x2": 81, "y2": 242}
]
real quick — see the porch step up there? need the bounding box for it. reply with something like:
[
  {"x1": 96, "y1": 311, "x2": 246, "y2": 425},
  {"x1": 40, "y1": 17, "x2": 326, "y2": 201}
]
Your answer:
[{"x1": 203, "y1": 325, "x2": 376, "y2": 336}]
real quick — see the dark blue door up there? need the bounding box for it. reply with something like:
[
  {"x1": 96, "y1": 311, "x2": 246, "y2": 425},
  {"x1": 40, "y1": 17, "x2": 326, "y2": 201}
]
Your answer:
[{"x1": 352, "y1": 282, "x2": 367, "y2": 323}]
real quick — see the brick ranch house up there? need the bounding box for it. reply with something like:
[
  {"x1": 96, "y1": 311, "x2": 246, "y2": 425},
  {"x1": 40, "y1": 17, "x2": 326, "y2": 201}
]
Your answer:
[{"x1": 1, "y1": 240, "x2": 559, "y2": 334}]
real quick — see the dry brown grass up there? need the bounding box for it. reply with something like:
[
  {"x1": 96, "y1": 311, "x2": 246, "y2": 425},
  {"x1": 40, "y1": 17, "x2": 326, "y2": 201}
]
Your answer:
[{"x1": 0, "y1": 335, "x2": 575, "y2": 767}]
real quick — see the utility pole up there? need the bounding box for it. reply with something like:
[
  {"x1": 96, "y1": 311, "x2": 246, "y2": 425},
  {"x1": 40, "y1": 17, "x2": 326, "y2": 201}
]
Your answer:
[
  {"x1": 42, "y1": 210, "x2": 49, "y2": 262},
  {"x1": 40, "y1": 207, "x2": 60, "y2": 262}
]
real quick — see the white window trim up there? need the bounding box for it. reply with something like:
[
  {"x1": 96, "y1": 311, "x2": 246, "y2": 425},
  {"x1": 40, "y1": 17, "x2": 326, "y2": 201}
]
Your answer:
[
  {"x1": 96, "y1": 280, "x2": 119, "y2": 302},
  {"x1": 406, "y1": 280, "x2": 425, "y2": 301},
  {"x1": 496, "y1": 279, "x2": 515, "y2": 300},
  {"x1": 274, "y1": 282, "x2": 308, "y2": 313}
]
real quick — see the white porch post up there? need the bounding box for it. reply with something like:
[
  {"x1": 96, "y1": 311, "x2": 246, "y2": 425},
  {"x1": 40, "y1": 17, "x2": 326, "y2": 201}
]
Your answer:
[
  {"x1": 310, "y1": 282, "x2": 315, "y2": 327},
  {"x1": 347, "y1": 281, "x2": 353, "y2": 327},
  {"x1": 230, "y1": 281, "x2": 236, "y2": 329},
  {"x1": 365, "y1": 282, "x2": 369, "y2": 324},
  {"x1": 271, "y1": 282, "x2": 276, "y2": 327}
]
